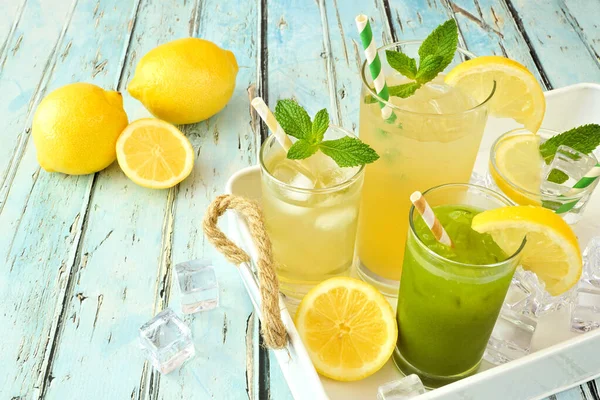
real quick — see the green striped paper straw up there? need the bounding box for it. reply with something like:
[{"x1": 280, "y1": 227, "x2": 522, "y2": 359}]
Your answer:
[
  {"x1": 555, "y1": 162, "x2": 600, "y2": 214},
  {"x1": 355, "y1": 14, "x2": 396, "y2": 124}
]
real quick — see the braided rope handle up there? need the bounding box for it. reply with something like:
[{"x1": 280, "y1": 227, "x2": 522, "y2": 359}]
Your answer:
[{"x1": 202, "y1": 194, "x2": 287, "y2": 349}]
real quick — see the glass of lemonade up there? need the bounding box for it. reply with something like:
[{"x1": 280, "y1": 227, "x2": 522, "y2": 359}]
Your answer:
[
  {"x1": 393, "y1": 183, "x2": 525, "y2": 388},
  {"x1": 259, "y1": 125, "x2": 365, "y2": 306},
  {"x1": 489, "y1": 127, "x2": 600, "y2": 225},
  {"x1": 357, "y1": 41, "x2": 496, "y2": 295}
]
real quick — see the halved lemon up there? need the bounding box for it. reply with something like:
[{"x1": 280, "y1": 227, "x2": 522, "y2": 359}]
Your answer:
[
  {"x1": 471, "y1": 206, "x2": 582, "y2": 296},
  {"x1": 116, "y1": 118, "x2": 194, "y2": 189},
  {"x1": 295, "y1": 277, "x2": 397, "y2": 381},
  {"x1": 490, "y1": 133, "x2": 543, "y2": 205},
  {"x1": 445, "y1": 56, "x2": 546, "y2": 132}
]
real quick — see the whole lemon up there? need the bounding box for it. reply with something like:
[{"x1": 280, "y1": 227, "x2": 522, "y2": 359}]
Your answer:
[
  {"x1": 127, "y1": 38, "x2": 238, "y2": 124},
  {"x1": 32, "y1": 83, "x2": 128, "y2": 175}
]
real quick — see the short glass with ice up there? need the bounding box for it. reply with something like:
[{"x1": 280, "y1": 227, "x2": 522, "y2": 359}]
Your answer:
[
  {"x1": 394, "y1": 184, "x2": 525, "y2": 388},
  {"x1": 357, "y1": 41, "x2": 496, "y2": 295},
  {"x1": 489, "y1": 128, "x2": 599, "y2": 224},
  {"x1": 259, "y1": 125, "x2": 364, "y2": 304}
]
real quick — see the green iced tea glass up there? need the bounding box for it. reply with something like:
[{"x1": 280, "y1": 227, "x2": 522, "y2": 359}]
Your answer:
[{"x1": 393, "y1": 183, "x2": 526, "y2": 388}]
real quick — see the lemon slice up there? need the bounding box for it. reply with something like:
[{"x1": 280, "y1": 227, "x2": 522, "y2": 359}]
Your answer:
[
  {"x1": 445, "y1": 56, "x2": 546, "y2": 132},
  {"x1": 116, "y1": 118, "x2": 194, "y2": 189},
  {"x1": 295, "y1": 277, "x2": 397, "y2": 381},
  {"x1": 490, "y1": 133, "x2": 543, "y2": 205},
  {"x1": 471, "y1": 206, "x2": 582, "y2": 296}
]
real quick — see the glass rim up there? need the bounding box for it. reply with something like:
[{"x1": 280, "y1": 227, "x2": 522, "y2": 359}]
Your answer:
[
  {"x1": 360, "y1": 40, "x2": 496, "y2": 117},
  {"x1": 259, "y1": 124, "x2": 365, "y2": 194},
  {"x1": 489, "y1": 127, "x2": 599, "y2": 202},
  {"x1": 408, "y1": 183, "x2": 526, "y2": 269}
]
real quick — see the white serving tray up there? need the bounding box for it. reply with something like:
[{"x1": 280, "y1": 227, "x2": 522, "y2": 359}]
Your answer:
[{"x1": 226, "y1": 83, "x2": 600, "y2": 400}]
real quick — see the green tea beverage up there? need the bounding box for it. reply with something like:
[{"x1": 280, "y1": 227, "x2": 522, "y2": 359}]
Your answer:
[{"x1": 394, "y1": 184, "x2": 525, "y2": 388}]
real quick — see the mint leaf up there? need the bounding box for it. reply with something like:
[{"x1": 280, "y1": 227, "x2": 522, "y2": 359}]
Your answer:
[
  {"x1": 418, "y1": 19, "x2": 458, "y2": 72},
  {"x1": 539, "y1": 124, "x2": 600, "y2": 164},
  {"x1": 275, "y1": 99, "x2": 312, "y2": 139},
  {"x1": 386, "y1": 50, "x2": 417, "y2": 79},
  {"x1": 319, "y1": 137, "x2": 379, "y2": 167},
  {"x1": 547, "y1": 169, "x2": 569, "y2": 184},
  {"x1": 311, "y1": 108, "x2": 329, "y2": 144},
  {"x1": 287, "y1": 140, "x2": 319, "y2": 160},
  {"x1": 415, "y1": 55, "x2": 444, "y2": 84},
  {"x1": 388, "y1": 82, "x2": 421, "y2": 98}
]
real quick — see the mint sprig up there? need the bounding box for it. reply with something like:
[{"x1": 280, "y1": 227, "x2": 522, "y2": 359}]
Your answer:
[
  {"x1": 539, "y1": 124, "x2": 600, "y2": 164},
  {"x1": 540, "y1": 124, "x2": 600, "y2": 184},
  {"x1": 383, "y1": 19, "x2": 458, "y2": 98},
  {"x1": 274, "y1": 99, "x2": 379, "y2": 167}
]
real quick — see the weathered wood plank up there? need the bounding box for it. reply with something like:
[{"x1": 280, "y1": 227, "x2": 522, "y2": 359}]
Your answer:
[
  {"x1": 37, "y1": 0, "x2": 201, "y2": 398},
  {"x1": 0, "y1": 0, "x2": 104, "y2": 397},
  {"x1": 450, "y1": 0, "x2": 546, "y2": 87},
  {"x1": 0, "y1": 0, "x2": 27, "y2": 73},
  {"x1": 155, "y1": 0, "x2": 261, "y2": 396},
  {"x1": 504, "y1": 0, "x2": 600, "y2": 87}
]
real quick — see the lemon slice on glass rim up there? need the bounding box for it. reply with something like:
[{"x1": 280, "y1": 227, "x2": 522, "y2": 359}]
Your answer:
[
  {"x1": 445, "y1": 55, "x2": 546, "y2": 133},
  {"x1": 471, "y1": 205, "x2": 582, "y2": 296},
  {"x1": 489, "y1": 132, "x2": 543, "y2": 206}
]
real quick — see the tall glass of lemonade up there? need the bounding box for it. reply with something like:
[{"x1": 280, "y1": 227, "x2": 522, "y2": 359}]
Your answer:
[
  {"x1": 357, "y1": 41, "x2": 495, "y2": 294},
  {"x1": 260, "y1": 125, "x2": 365, "y2": 306}
]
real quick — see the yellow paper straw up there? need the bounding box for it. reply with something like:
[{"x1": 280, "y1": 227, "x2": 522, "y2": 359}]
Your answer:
[
  {"x1": 251, "y1": 97, "x2": 294, "y2": 151},
  {"x1": 410, "y1": 191, "x2": 453, "y2": 247}
]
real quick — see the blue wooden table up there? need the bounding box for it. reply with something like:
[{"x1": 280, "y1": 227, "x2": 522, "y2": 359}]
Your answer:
[{"x1": 1, "y1": 0, "x2": 599, "y2": 398}]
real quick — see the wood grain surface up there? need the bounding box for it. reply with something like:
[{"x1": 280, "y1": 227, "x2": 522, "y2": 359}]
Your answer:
[{"x1": 0, "y1": 0, "x2": 598, "y2": 399}]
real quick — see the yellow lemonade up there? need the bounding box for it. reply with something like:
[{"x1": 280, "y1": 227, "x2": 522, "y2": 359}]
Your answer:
[
  {"x1": 357, "y1": 74, "x2": 491, "y2": 291},
  {"x1": 260, "y1": 126, "x2": 364, "y2": 304}
]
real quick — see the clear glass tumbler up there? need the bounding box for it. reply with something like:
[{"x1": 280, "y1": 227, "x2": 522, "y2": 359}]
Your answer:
[
  {"x1": 357, "y1": 41, "x2": 496, "y2": 295},
  {"x1": 393, "y1": 184, "x2": 525, "y2": 388},
  {"x1": 260, "y1": 125, "x2": 365, "y2": 306}
]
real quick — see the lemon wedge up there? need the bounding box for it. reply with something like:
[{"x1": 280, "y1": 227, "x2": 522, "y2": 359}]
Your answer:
[
  {"x1": 490, "y1": 133, "x2": 543, "y2": 205},
  {"x1": 445, "y1": 56, "x2": 546, "y2": 132},
  {"x1": 116, "y1": 118, "x2": 194, "y2": 189},
  {"x1": 471, "y1": 206, "x2": 582, "y2": 296},
  {"x1": 295, "y1": 277, "x2": 397, "y2": 381}
]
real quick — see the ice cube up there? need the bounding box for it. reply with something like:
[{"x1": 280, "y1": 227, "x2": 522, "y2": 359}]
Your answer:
[
  {"x1": 377, "y1": 374, "x2": 425, "y2": 400},
  {"x1": 271, "y1": 163, "x2": 316, "y2": 202},
  {"x1": 314, "y1": 207, "x2": 358, "y2": 231},
  {"x1": 139, "y1": 308, "x2": 195, "y2": 374},
  {"x1": 503, "y1": 269, "x2": 534, "y2": 313},
  {"x1": 541, "y1": 145, "x2": 598, "y2": 195},
  {"x1": 469, "y1": 172, "x2": 490, "y2": 189},
  {"x1": 571, "y1": 281, "x2": 600, "y2": 333},
  {"x1": 582, "y1": 236, "x2": 600, "y2": 286},
  {"x1": 516, "y1": 268, "x2": 575, "y2": 317},
  {"x1": 484, "y1": 309, "x2": 537, "y2": 365},
  {"x1": 174, "y1": 260, "x2": 219, "y2": 314}
]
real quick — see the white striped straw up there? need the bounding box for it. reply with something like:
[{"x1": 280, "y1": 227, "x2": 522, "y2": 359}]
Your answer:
[
  {"x1": 410, "y1": 191, "x2": 453, "y2": 247},
  {"x1": 251, "y1": 97, "x2": 294, "y2": 151}
]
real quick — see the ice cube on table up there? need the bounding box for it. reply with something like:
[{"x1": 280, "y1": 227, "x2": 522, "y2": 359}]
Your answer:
[
  {"x1": 139, "y1": 308, "x2": 195, "y2": 374},
  {"x1": 515, "y1": 268, "x2": 575, "y2": 317},
  {"x1": 484, "y1": 308, "x2": 537, "y2": 365},
  {"x1": 571, "y1": 282, "x2": 600, "y2": 333},
  {"x1": 175, "y1": 259, "x2": 219, "y2": 314},
  {"x1": 503, "y1": 269, "x2": 534, "y2": 313},
  {"x1": 582, "y1": 236, "x2": 600, "y2": 286},
  {"x1": 377, "y1": 374, "x2": 426, "y2": 400},
  {"x1": 469, "y1": 172, "x2": 490, "y2": 188},
  {"x1": 571, "y1": 238, "x2": 600, "y2": 332},
  {"x1": 541, "y1": 145, "x2": 598, "y2": 196}
]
